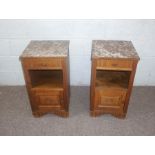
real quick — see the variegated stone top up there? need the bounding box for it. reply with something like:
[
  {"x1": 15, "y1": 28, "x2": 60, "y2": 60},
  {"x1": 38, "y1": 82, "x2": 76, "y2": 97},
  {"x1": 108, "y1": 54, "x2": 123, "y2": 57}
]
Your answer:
[
  {"x1": 20, "y1": 40, "x2": 69, "y2": 58},
  {"x1": 92, "y1": 40, "x2": 139, "y2": 59}
]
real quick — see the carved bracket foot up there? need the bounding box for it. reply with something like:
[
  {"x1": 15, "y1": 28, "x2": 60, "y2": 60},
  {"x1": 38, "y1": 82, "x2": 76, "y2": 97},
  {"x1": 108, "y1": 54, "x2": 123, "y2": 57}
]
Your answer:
[{"x1": 90, "y1": 111, "x2": 126, "y2": 119}]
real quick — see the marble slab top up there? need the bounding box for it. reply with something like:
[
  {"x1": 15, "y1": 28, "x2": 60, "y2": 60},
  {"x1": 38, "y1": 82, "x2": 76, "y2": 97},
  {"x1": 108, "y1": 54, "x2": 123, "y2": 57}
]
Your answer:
[
  {"x1": 92, "y1": 40, "x2": 140, "y2": 59},
  {"x1": 20, "y1": 40, "x2": 69, "y2": 58}
]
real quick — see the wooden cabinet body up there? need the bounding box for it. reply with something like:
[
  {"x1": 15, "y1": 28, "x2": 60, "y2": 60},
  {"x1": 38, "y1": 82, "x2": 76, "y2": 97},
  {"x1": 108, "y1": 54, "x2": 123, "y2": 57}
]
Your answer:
[
  {"x1": 90, "y1": 40, "x2": 140, "y2": 118},
  {"x1": 20, "y1": 41, "x2": 70, "y2": 117}
]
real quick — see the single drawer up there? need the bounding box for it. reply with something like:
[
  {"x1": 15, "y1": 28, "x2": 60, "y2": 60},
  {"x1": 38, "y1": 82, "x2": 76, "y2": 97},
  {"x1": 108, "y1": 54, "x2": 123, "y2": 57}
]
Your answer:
[
  {"x1": 22, "y1": 58, "x2": 63, "y2": 69},
  {"x1": 96, "y1": 59, "x2": 133, "y2": 71},
  {"x1": 32, "y1": 90, "x2": 64, "y2": 109},
  {"x1": 95, "y1": 88, "x2": 127, "y2": 109}
]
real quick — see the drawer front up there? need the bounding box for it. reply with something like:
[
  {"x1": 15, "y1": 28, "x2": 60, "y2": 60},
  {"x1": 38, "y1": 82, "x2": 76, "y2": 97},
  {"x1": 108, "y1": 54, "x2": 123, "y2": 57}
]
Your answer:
[
  {"x1": 95, "y1": 88, "x2": 126, "y2": 111},
  {"x1": 96, "y1": 59, "x2": 133, "y2": 71},
  {"x1": 22, "y1": 58, "x2": 63, "y2": 69},
  {"x1": 32, "y1": 90, "x2": 64, "y2": 110}
]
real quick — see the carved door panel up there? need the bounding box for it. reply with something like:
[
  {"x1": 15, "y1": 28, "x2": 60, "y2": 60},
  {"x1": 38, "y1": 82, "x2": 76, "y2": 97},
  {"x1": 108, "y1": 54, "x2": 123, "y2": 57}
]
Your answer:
[
  {"x1": 32, "y1": 90, "x2": 64, "y2": 111},
  {"x1": 95, "y1": 88, "x2": 127, "y2": 113}
]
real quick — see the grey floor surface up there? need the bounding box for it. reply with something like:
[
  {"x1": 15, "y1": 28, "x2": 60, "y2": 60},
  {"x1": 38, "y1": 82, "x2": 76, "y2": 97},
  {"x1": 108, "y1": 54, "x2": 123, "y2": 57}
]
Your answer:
[{"x1": 0, "y1": 86, "x2": 155, "y2": 136}]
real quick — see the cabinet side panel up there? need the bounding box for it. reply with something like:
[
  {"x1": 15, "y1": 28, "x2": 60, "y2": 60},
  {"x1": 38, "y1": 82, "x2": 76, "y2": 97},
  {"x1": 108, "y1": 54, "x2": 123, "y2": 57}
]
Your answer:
[
  {"x1": 62, "y1": 57, "x2": 69, "y2": 112},
  {"x1": 123, "y1": 60, "x2": 139, "y2": 114},
  {"x1": 90, "y1": 59, "x2": 96, "y2": 111},
  {"x1": 21, "y1": 60, "x2": 38, "y2": 112}
]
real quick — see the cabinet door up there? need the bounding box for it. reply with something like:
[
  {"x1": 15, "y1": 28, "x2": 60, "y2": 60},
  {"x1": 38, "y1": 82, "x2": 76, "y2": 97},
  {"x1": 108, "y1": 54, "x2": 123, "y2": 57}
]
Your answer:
[
  {"x1": 95, "y1": 88, "x2": 126, "y2": 113},
  {"x1": 32, "y1": 90, "x2": 64, "y2": 111}
]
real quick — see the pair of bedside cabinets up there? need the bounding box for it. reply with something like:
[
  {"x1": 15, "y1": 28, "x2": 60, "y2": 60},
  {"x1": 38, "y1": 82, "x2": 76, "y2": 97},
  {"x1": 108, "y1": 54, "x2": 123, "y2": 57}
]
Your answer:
[{"x1": 20, "y1": 40, "x2": 140, "y2": 118}]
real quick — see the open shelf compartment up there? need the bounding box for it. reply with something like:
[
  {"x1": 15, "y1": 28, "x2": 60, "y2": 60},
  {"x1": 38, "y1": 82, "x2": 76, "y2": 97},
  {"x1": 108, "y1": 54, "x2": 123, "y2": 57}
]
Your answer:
[
  {"x1": 29, "y1": 69, "x2": 63, "y2": 90},
  {"x1": 96, "y1": 70, "x2": 131, "y2": 89}
]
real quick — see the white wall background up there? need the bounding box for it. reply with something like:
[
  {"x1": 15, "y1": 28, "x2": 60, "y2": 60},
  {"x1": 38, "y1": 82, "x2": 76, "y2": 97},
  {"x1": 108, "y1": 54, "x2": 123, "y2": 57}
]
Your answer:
[{"x1": 0, "y1": 19, "x2": 155, "y2": 86}]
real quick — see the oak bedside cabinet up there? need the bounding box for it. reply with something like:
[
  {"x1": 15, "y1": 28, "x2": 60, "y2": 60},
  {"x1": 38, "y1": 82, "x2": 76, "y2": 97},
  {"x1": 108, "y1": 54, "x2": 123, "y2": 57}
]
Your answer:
[
  {"x1": 90, "y1": 40, "x2": 140, "y2": 118},
  {"x1": 20, "y1": 41, "x2": 70, "y2": 117}
]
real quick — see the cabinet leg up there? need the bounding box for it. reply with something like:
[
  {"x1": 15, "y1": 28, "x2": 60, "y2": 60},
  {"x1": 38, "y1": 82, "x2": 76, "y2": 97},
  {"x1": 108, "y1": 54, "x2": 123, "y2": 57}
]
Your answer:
[
  {"x1": 90, "y1": 111, "x2": 127, "y2": 119},
  {"x1": 32, "y1": 110, "x2": 69, "y2": 118},
  {"x1": 32, "y1": 111, "x2": 45, "y2": 118},
  {"x1": 90, "y1": 111, "x2": 104, "y2": 117},
  {"x1": 53, "y1": 111, "x2": 69, "y2": 117}
]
